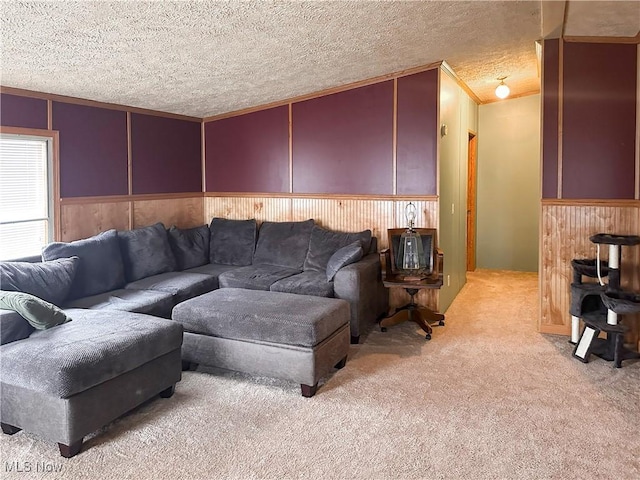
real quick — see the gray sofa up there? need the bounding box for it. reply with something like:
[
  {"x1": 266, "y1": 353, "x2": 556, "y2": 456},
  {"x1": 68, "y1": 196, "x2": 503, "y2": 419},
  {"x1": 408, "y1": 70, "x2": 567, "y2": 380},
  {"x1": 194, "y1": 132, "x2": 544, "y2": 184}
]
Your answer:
[
  {"x1": 2, "y1": 218, "x2": 388, "y2": 345},
  {"x1": 0, "y1": 218, "x2": 388, "y2": 456}
]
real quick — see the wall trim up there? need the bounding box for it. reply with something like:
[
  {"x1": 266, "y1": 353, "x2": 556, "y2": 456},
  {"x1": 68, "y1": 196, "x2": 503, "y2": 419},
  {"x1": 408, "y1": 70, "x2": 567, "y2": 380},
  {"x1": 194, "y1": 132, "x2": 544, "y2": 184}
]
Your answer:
[
  {"x1": 563, "y1": 34, "x2": 640, "y2": 45},
  {"x1": 635, "y1": 41, "x2": 640, "y2": 199},
  {"x1": 60, "y1": 192, "x2": 204, "y2": 205},
  {"x1": 440, "y1": 61, "x2": 482, "y2": 105},
  {"x1": 203, "y1": 62, "x2": 444, "y2": 123},
  {"x1": 481, "y1": 89, "x2": 541, "y2": 105},
  {"x1": 204, "y1": 192, "x2": 439, "y2": 201},
  {"x1": 288, "y1": 103, "x2": 293, "y2": 193},
  {"x1": 541, "y1": 198, "x2": 640, "y2": 207},
  {"x1": 392, "y1": 78, "x2": 398, "y2": 195},
  {"x1": 0, "y1": 86, "x2": 201, "y2": 123},
  {"x1": 201, "y1": 121, "x2": 207, "y2": 193},
  {"x1": 557, "y1": 39, "x2": 564, "y2": 199}
]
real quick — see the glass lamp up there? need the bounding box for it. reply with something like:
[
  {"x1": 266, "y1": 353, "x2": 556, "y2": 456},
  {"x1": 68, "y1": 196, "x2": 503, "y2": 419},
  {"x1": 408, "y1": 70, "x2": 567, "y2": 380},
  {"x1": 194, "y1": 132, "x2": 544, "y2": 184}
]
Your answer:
[
  {"x1": 495, "y1": 77, "x2": 510, "y2": 99},
  {"x1": 396, "y1": 202, "x2": 427, "y2": 281}
]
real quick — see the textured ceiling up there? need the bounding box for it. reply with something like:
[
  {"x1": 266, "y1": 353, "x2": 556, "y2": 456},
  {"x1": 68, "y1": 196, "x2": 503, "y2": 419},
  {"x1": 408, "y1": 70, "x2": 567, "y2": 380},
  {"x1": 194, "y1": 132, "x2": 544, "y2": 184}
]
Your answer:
[{"x1": 0, "y1": 1, "x2": 638, "y2": 118}]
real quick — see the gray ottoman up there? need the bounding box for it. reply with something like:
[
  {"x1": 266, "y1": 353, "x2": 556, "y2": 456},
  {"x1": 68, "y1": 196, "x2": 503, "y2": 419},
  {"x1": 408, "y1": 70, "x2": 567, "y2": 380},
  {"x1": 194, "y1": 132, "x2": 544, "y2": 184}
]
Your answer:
[
  {"x1": 172, "y1": 288, "x2": 350, "y2": 397},
  {"x1": 0, "y1": 309, "x2": 183, "y2": 457}
]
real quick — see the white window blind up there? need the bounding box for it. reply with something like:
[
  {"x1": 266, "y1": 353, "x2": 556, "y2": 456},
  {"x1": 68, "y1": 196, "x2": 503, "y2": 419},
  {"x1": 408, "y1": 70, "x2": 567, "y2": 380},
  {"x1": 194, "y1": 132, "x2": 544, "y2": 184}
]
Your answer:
[{"x1": 0, "y1": 135, "x2": 51, "y2": 260}]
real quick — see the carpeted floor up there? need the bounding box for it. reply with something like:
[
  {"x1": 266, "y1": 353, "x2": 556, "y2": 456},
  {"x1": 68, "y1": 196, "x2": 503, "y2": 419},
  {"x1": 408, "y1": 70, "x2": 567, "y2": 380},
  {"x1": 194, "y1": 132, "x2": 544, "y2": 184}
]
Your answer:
[{"x1": 1, "y1": 270, "x2": 639, "y2": 479}]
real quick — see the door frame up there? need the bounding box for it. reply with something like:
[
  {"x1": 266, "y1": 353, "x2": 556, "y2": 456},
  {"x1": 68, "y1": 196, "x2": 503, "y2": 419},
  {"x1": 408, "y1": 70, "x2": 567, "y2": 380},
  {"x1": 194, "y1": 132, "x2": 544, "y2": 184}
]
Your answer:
[{"x1": 466, "y1": 131, "x2": 477, "y2": 271}]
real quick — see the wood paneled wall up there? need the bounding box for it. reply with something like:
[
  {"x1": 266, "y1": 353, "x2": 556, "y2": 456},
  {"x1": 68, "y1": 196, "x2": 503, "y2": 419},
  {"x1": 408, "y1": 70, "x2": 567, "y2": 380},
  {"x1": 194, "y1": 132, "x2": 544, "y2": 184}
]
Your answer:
[
  {"x1": 60, "y1": 195, "x2": 204, "y2": 242},
  {"x1": 540, "y1": 201, "x2": 640, "y2": 347},
  {"x1": 205, "y1": 194, "x2": 439, "y2": 310}
]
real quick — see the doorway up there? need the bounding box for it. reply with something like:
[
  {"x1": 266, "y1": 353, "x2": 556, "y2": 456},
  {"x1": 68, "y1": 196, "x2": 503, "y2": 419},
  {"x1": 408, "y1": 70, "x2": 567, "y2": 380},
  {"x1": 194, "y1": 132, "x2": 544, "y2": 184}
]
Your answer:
[{"x1": 466, "y1": 132, "x2": 477, "y2": 271}]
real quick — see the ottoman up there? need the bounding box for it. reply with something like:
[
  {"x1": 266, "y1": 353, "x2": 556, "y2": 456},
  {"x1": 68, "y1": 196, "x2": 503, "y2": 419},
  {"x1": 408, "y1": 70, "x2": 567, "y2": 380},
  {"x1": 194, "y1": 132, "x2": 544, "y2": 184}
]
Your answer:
[
  {"x1": 172, "y1": 288, "x2": 350, "y2": 397},
  {"x1": 0, "y1": 309, "x2": 183, "y2": 457}
]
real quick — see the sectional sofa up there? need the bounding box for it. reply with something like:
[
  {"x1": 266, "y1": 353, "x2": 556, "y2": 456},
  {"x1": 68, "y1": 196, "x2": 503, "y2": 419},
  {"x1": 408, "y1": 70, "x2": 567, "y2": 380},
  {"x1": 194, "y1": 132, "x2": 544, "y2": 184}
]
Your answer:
[
  {"x1": 0, "y1": 218, "x2": 388, "y2": 456},
  {"x1": 2, "y1": 218, "x2": 388, "y2": 344}
]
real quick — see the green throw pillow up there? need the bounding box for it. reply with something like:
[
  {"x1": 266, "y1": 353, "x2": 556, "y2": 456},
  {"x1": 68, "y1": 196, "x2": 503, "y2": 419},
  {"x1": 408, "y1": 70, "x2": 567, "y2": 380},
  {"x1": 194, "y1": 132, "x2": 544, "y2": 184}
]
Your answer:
[{"x1": 0, "y1": 291, "x2": 72, "y2": 330}]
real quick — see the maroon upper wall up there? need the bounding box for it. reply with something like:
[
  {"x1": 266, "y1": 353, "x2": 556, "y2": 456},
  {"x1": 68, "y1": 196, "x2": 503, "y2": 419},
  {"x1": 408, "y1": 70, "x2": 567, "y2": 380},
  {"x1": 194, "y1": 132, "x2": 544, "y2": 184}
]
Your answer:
[
  {"x1": 1, "y1": 93, "x2": 48, "y2": 129},
  {"x1": 292, "y1": 81, "x2": 394, "y2": 195},
  {"x1": 541, "y1": 39, "x2": 559, "y2": 199},
  {"x1": 131, "y1": 114, "x2": 202, "y2": 194},
  {"x1": 561, "y1": 42, "x2": 637, "y2": 199},
  {"x1": 52, "y1": 102, "x2": 129, "y2": 198},
  {"x1": 205, "y1": 106, "x2": 289, "y2": 193},
  {"x1": 397, "y1": 70, "x2": 438, "y2": 195}
]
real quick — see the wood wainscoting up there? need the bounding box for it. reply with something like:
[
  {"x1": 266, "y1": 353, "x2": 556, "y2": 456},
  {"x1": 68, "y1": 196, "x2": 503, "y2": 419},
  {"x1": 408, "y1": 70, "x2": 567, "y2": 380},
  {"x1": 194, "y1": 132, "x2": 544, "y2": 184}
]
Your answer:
[
  {"x1": 205, "y1": 194, "x2": 439, "y2": 311},
  {"x1": 540, "y1": 201, "x2": 640, "y2": 348},
  {"x1": 59, "y1": 194, "x2": 204, "y2": 242}
]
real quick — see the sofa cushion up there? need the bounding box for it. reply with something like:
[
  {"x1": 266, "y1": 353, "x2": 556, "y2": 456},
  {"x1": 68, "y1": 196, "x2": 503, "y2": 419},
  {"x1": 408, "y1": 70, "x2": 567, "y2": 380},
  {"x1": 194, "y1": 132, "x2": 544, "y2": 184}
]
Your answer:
[
  {"x1": 209, "y1": 218, "x2": 257, "y2": 267},
  {"x1": 167, "y1": 225, "x2": 210, "y2": 271},
  {"x1": 125, "y1": 272, "x2": 218, "y2": 304},
  {"x1": 0, "y1": 291, "x2": 72, "y2": 330},
  {"x1": 118, "y1": 223, "x2": 177, "y2": 282},
  {"x1": 218, "y1": 264, "x2": 301, "y2": 291},
  {"x1": 270, "y1": 271, "x2": 334, "y2": 298},
  {"x1": 0, "y1": 256, "x2": 79, "y2": 305},
  {"x1": 0, "y1": 309, "x2": 183, "y2": 398},
  {"x1": 303, "y1": 225, "x2": 372, "y2": 272},
  {"x1": 42, "y1": 229, "x2": 125, "y2": 300},
  {"x1": 63, "y1": 288, "x2": 175, "y2": 319},
  {"x1": 253, "y1": 219, "x2": 315, "y2": 269},
  {"x1": 0, "y1": 309, "x2": 35, "y2": 345},
  {"x1": 326, "y1": 242, "x2": 364, "y2": 281},
  {"x1": 184, "y1": 263, "x2": 240, "y2": 280}
]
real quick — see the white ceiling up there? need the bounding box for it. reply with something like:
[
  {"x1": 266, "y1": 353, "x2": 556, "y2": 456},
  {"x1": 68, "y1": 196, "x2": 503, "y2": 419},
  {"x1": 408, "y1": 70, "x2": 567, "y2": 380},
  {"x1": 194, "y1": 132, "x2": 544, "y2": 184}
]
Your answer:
[{"x1": 1, "y1": 1, "x2": 638, "y2": 118}]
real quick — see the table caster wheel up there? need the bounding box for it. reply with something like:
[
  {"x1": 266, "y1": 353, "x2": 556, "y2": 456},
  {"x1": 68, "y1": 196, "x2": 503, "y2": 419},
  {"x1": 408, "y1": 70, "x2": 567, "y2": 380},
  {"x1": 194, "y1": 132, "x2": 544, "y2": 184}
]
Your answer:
[
  {"x1": 425, "y1": 333, "x2": 431, "y2": 340},
  {"x1": 439, "y1": 320, "x2": 445, "y2": 326},
  {"x1": 381, "y1": 327, "x2": 387, "y2": 332}
]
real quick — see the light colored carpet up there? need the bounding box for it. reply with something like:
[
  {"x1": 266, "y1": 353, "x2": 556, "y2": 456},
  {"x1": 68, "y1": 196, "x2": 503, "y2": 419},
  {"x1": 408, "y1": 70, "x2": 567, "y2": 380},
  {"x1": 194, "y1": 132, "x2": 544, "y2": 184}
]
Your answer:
[{"x1": 1, "y1": 270, "x2": 639, "y2": 479}]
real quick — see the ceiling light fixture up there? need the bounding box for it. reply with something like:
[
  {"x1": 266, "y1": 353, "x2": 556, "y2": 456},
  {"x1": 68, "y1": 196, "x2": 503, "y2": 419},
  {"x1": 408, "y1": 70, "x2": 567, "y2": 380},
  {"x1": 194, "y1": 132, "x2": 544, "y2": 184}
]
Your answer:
[{"x1": 495, "y1": 77, "x2": 510, "y2": 99}]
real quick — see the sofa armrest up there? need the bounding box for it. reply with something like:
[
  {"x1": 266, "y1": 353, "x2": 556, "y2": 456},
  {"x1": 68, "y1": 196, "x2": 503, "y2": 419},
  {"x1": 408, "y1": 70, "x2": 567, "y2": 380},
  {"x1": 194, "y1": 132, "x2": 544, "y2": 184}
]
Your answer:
[{"x1": 333, "y1": 253, "x2": 389, "y2": 342}]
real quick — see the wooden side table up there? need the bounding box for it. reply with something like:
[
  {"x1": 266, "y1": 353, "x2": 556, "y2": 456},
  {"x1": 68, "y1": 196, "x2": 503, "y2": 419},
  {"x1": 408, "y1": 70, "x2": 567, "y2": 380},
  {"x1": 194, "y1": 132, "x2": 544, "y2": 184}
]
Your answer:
[{"x1": 379, "y1": 249, "x2": 445, "y2": 340}]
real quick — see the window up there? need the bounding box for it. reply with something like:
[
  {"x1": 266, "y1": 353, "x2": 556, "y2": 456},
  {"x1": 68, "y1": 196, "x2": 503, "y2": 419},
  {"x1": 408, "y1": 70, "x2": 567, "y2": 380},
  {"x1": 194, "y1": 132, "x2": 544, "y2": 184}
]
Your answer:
[{"x1": 0, "y1": 134, "x2": 54, "y2": 260}]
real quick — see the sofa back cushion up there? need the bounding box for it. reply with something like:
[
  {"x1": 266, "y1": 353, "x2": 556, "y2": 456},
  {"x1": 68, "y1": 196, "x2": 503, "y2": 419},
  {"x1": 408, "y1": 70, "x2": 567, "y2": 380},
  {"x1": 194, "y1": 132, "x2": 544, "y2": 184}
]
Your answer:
[
  {"x1": 118, "y1": 223, "x2": 177, "y2": 282},
  {"x1": 209, "y1": 218, "x2": 257, "y2": 266},
  {"x1": 253, "y1": 219, "x2": 315, "y2": 269},
  {"x1": 0, "y1": 256, "x2": 79, "y2": 306},
  {"x1": 303, "y1": 225, "x2": 372, "y2": 272},
  {"x1": 167, "y1": 225, "x2": 210, "y2": 271},
  {"x1": 42, "y1": 229, "x2": 125, "y2": 300}
]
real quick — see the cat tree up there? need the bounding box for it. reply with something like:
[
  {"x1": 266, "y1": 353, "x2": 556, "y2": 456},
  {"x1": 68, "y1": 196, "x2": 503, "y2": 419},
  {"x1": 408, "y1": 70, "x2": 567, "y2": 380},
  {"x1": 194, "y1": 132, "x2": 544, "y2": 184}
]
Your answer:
[{"x1": 570, "y1": 233, "x2": 640, "y2": 367}]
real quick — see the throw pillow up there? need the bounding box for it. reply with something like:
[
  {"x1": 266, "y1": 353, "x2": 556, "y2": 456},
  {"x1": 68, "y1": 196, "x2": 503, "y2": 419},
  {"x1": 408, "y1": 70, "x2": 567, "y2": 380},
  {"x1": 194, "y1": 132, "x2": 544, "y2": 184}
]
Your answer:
[
  {"x1": 118, "y1": 223, "x2": 177, "y2": 282},
  {"x1": 253, "y1": 219, "x2": 315, "y2": 269},
  {"x1": 167, "y1": 225, "x2": 210, "y2": 270},
  {"x1": 326, "y1": 242, "x2": 364, "y2": 281},
  {"x1": 42, "y1": 229, "x2": 126, "y2": 300},
  {"x1": 0, "y1": 310, "x2": 35, "y2": 345},
  {"x1": 0, "y1": 256, "x2": 79, "y2": 306},
  {"x1": 209, "y1": 218, "x2": 257, "y2": 266},
  {"x1": 0, "y1": 291, "x2": 72, "y2": 330},
  {"x1": 304, "y1": 225, "x2": 372, "y2": 272}
]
